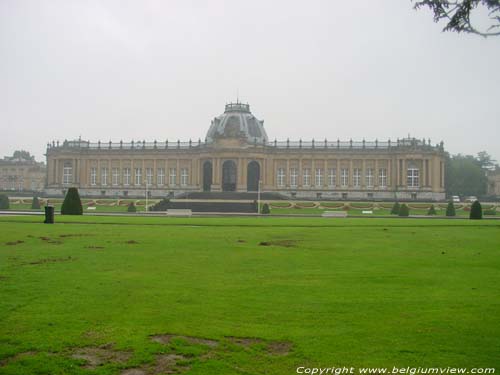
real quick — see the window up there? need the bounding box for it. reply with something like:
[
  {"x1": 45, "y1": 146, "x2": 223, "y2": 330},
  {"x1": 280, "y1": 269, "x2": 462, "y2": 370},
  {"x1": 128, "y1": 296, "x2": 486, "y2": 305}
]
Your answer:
[
  {"x1": 290, "y1": 168, "x2": 298, "y2": 188},
  {"x1": 379, "y1": 168, "x2": 387, "y2": 188},
  {"x1": 342, "y1": 192, "x2": 348, "y2": 200},
  {"x1": 367, "y1": 192, "x2": 374, "y2": 199},
  {"x1": 90, "y1": 167, "x2": 97, "y2": 186},
  {"x1": 146, "y1": 168, "x2": 153, "y2": 186},
  {"x1": 157, "y1": 168, "x2": 165, "y2": 186},
  {"x1": 366, "y1": 168, "x2": 374, "y2": 188},
  {"x1": 63, "y1": 162, "x2": 72, "y2": 184},
  {"x1": 353, "y1": 168, "x2": 361, "y2": 187},
  {"x1": 407, "y1": 167, "x2": 419, "y2": 188},
  {"x1": 411, "y1": 192, "x2": 417, "y2": 200},
  {"x1": 180, "y1": 168, "x2": 189, "y2": 186},
  {"x1": 123, "y1": 168, "x2": 131, "y2": 186},
  {"x1": 341, "y1": 168, "x2": 349, "y2": 187},
  {"x1": 135, "y1": 168, "x2": 142, "y2": 186},
  {"x1": 112, "y1": 168, "x2": 119, "y2": 186},
  {"x1": 277, "y1": 168, "x2": 285, "y2": 187},
  {"x1": 101, "y1": 167, "x2": 108, "y2": 186},
  {"x1": 315, "y1": 168, "x2": 323, "y2": 187},
  {"x1": 303, "y1": 168, "x2": 311, "y2": 187},
  {"x1": 169, "y1": 168, "x2": 176, "y2": 185},
  {"x1": 328, "y1": 168, "x2": 336, "y2": 187}
]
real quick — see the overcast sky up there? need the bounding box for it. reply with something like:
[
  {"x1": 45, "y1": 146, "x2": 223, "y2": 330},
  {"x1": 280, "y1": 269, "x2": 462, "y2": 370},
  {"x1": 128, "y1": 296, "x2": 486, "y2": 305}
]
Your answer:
[{"x1": 1, "y1": 0, "x2": 499, "y2": 163}]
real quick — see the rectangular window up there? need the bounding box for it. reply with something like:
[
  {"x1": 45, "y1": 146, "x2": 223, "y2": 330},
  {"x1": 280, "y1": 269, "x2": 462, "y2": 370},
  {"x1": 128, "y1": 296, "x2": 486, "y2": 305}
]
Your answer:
[
  {"x1": 315, "y1": 168, "x2": 323, "y2": 187},
  {"x1": 407, "y1": 168, "x2": 419, "y2": 188},
  {"x1": 328, "y1": 168, "x2": 336, "y2": 187},
  {"x1": 90, "y1": 167, "x2": 97, "y2": 186},
  {"x1": 157, "y1": 168, "x2": 165, "y2": 186},
  {"x1": 63, "y1": 162, "x2": 72, "y2": 184},
  {"x1": 353, "y1": 168, "x2": 361, "y2": 187},
  {"x1": 135, "y1": 168, "x2": 142, "y2": 186},
  {"x1": 277, "y1": 168, "x2": 285, "y2": 187},
  {"x1": 303, "y1": 168, "x2": 311, "y2": 187},
  {"x1": 101, "y1": 167, "x2": 108, "y2": 186},
  {"x1": 180, "y1": 168, "x2": 188, "y2": 186},
  {"x1": 341, "y1": 168, "x2": 349, "y2": 187},
  {"x1": 290, "y1": 168, "x2": 298, "y2": 188},
  {"x1": 366, "y1": 168, "x2": 374, "y2": 188},
  {"x1": 112, "y1": 168, "x2": 119, "y2": 186},
  {"x1": 123, "y1": 168, "x2": 131, "y2": 186},
  {"x1": 169, "y1": 168, "x2": 176, "y2": 185},
  {"x1": 146, "y1": 168, "x2": 153, "y2": 186},
  {"x1": 379, "y1": 168, "x2": 387, "y2": 188}
]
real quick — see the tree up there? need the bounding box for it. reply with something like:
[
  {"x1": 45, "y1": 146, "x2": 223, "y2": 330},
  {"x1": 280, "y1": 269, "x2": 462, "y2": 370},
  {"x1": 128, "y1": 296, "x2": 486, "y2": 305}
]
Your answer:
[
  {"x1": 413, "y1": 0, "x2": 500, "y2": 37},
  {"x1": 61, "y1": 188, "x2": 83, "y2": 215},
  {"x1": 391, "y1": 201, "x2": 400, "y2": 215},
  {"x1": 0, "y1": 194, "x2": 9, "y2": 209},
  {"x1": 427, "y1": 204, "x2": 437, "y2": 215},
  {"x1": 446, "y1": 201, "x2": 456, "y2": 216},
  {"x1": 476, "y1": 151, "x2": 497, "y2": 170},
  {"x1": 445, "y1": 153, "x2": 488, "y2": 197},
  {"x1": 10, "y1": 150, "x2": 35, "y2": 161},
  {"x1": 469, "y1": 200, "x2": 483, "y2": 219},
  {"x1": 31, "y1": 196, "x2": 41, "y2": 210},
  {"x1": 399, "y1": 204, "x2": 410, "y2": 217}
]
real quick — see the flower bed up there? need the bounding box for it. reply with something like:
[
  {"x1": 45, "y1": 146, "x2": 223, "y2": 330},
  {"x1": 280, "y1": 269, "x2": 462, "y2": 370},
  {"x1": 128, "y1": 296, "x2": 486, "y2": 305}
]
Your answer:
[
  {"x1": 349, "y1": 203, "x2": 374, "y2": 209},
  {"x1": 270, "y1": 202, "x2": 293, "y2": 208},
  {"x1": 319, "y1": 202, "x2": 344, "y2": 209},
  {"x1": 295, "y1": 202, "x2": 318, "y2": 208}
]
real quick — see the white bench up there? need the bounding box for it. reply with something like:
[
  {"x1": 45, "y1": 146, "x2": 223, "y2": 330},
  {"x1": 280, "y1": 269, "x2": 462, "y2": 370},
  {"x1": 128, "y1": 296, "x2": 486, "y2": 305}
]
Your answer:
[
  {"x1": 166, "y1": 209, "x2": 192, "y2": 217},
  {"x1": 87, "y1": 206, "x2": 96, "y2": 210},
  {"x1": 322, "y1": 211, "x2": 347, "y2": 218},
  {"x1": 362, "y1": 210, "x2": 373, "y2": 214}
]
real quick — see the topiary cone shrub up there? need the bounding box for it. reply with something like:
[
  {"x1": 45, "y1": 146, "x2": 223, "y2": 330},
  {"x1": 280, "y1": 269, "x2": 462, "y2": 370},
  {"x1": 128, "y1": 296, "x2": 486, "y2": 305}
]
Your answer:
[
  {"x1": 31, "y1": 196, "x2": 41, "y2": 210},
  {"x1": 390, "y1": 201, "x2": 400, "y2": 215},
  {"x1": 61, "y1": 187, "x2": 83, "y2": 215},
  {"x1": 0, "y1": 194, "x2": 9, "y2": 209},
  {"x1": 127, "y1": 202, "x2": 137, "y2": 213},
  {"x1": 427, "y1": 204, "x2": 437, "y2": 215},
  {"x1": 445, "y1": 201, "x2": 456, "y2": 217},
  {"x1": 398, "y1": 204, "x2": 410, "y2": 217},
  {"x1": 261, "y1": 203, "x2": 270, "y2": 214},
  {"x1": 469, "y1": 200, "x2": 482, "y2": 220}
]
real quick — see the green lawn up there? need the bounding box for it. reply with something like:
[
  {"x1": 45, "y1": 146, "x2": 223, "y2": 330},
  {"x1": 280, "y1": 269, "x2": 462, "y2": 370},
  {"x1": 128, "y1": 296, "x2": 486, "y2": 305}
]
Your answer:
[{"x1": 0, "y1": 216, "x2": 499, "y2": 374}]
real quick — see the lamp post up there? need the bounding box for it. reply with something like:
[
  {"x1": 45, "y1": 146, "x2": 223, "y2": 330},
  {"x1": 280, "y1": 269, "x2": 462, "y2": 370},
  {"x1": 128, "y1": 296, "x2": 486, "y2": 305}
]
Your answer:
[{"x1": 257, "y1": 179, "x2": 262, "y2": 214}]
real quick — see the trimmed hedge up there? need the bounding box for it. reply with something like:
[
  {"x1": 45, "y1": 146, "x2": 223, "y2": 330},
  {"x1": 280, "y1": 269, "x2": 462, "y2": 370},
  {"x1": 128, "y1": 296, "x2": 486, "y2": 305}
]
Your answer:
[
  {"x1": 427, "y1": 205, "x2": 437, "y2": 215},
  {"x1": 391, "y1": 202, "x2": 400, "y2": 215},
  {"x1": 61, "y1": 188, "x2": 83, "y2": 215},
  {"x1": 445, "y1": 201, "x2": 456, "y2": 217},
  {"x1": 484, "y1": 209, "x2": 496, "y2": 216},
  {"x1": 0, "y1": 194, "x2": 9, "y2": 209},
  {"x1": 261, "y1": 203, "x2": 270, "y2": 214},
  {"x1": 398, "y1": 204, "x2": 410, "y2": 217},
  {"x1": 127, "y1": 203, "x2": 137, "y2": 212},
  {"x1": 469, "y1": 201, "x2": 482, "y2": 220}
]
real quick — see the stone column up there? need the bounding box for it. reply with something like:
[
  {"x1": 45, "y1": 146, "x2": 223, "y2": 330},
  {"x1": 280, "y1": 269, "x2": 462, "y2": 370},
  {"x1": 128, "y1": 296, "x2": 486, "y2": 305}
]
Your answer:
[
  {"x1": 374, "y1": 159, "x2": 379, "y2": 188},
  {"x1": 349, "y1": 159, "x2": 353, "y2": 188},
  {"x1": 362, "y1": 159, "x2": 366, "y2": 189}
]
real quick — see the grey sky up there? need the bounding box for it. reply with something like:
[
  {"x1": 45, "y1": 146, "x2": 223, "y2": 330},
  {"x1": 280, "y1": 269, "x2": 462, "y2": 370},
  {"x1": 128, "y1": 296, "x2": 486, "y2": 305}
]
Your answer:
[{"x1": 1, "y1": 0, "x2": 499, "y2": 163}]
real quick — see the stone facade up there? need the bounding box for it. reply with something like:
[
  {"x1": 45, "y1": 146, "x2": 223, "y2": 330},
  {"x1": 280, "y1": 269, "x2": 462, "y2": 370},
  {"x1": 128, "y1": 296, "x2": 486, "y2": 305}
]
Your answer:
[
  {"x1": 45, "y1": 103, "x2": 446, "y2": 200},
  {"x1": 0, "y1": 157, "x2": 46, "y2": 192},
  {"x1": 487, "y1": 168, "x2": 500, "y2": 198}
]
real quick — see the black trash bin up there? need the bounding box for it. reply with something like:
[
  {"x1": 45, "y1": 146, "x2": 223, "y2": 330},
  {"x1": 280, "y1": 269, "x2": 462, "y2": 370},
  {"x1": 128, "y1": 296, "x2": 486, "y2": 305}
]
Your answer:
[{"x1": 44, "y1": 205, "x2": 54, "y2": 224}]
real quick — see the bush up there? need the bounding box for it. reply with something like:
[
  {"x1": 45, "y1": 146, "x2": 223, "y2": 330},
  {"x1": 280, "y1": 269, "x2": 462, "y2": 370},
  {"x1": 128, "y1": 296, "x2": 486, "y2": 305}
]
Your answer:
[
  {"x1": 31, "y1": 196, "x2": 41, "y2": 210},
  {"x1": 149, "y1": 198, "x2": 170, "y2": 211},
  {"x1": 484, "y1": 209, "x2": 496, "y2": 216},
  {"x1": 261, "y1": 203, "x2": 270, "y2": 214},
  {"x1": 0, "y1": 194, "x2": 9, "y2": 209},
  {"x1": 427, "y1": 204, "x2": 437, "y2": 215},
  {"x1": 61, "y1": 188, "x2": 83, "y2": 215},
  {"x1": 445, "y1": 201, "x2": 456, "y2": 217},
  {"x1": 469, "y1": 200, "x2": 482, "y2": 220},
  {"x1": 398, "y1": 204, "x2": 410, "y2": 217},
  {"x1": 127, "y1": 202, "x2": 137, "y2": 212},
  {"x1": 390, "y1": 201, "x2": 400, "y2": 215}
]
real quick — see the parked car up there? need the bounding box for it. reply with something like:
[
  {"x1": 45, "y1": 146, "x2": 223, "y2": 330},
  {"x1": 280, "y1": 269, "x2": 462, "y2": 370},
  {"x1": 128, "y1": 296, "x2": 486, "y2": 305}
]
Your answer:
[
  {"x1": 452, "y1": 195, "x2": 460, "y2": 203},
  {"x1": 465, "y1": 196, "x2": 478, "y2": 203}
]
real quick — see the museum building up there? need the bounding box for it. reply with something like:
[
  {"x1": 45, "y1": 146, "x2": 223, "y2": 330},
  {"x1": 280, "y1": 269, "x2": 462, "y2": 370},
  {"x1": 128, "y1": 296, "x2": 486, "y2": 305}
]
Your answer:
[{"x1": 45, "y1": 102, "x2": 446, "y2": 200}]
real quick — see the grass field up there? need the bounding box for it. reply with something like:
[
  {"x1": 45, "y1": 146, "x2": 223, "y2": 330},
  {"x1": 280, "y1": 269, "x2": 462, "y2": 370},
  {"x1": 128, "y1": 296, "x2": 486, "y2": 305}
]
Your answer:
[{"x1": 0, "y1": 216, "x2": 499, "y2": 374}]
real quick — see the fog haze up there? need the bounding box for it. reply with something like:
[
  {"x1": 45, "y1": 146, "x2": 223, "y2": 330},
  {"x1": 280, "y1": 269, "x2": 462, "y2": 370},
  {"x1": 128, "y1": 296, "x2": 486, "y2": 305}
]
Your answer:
[{"x1": 1, "y1": 0, "x2": 499, "y2": 162}]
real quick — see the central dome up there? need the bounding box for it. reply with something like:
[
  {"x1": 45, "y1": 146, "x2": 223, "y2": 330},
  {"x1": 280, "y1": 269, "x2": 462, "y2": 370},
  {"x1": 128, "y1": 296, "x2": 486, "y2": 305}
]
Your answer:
[{"x1": 205, "y1": 102, "x2": 268, "y2": 144}]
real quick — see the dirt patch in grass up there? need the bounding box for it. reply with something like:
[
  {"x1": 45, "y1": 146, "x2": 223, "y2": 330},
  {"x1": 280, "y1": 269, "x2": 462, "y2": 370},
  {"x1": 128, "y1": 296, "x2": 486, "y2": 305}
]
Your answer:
[
  {"x1": 126, "y1": 240, "x2": 139, "y2": 244},
  {"x1": 39, "y1": 236, "x2": 51, "y2": 241},
  {"x1": 121, "y1": 354, "x2": 190, "y2": 375},
  {"x1": 226, "y1": 336, "x2": 265, "y2": 347},
  {"x1": 0, "y1": 275, "x2": 8, "y2": 281},
  {"x1": 59, "y1": 234, "x2": 91, "y2": 238},
  {"x1": 27, "y1": 256, "x2": 74, "y2": 265},
  {"x1": 151, "y1": 334, "x2": 218, "y2": 348},
  {"x1": 71, "y1": 345, "x2": 131, "y2": 369},
  {"x1": 5, "y1": 240, "x2": 24, "y2": 246},
  {"x1": 0, "y1": 351, "x2": 38, "y2": 366},
  {"x1": 237, "y1": 239, "x2": 246, "y2": 243},
  {"x1": 85, "y1": 245, "x2": 105, "y2": 249},
  {"x1": 258, "y1": 240, "x2": 298, "y2": 248},
  {"x1": 267, "y1": 341, "x2": 293, "y2": 356}
]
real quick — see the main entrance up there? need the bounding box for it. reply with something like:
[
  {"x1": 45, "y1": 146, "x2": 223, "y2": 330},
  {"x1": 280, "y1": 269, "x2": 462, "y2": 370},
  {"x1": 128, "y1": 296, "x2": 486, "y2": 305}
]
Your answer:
[
  {"x1": 247, "y1": 161, "x2": 260, "y2": 192},
  {"x1": 222, "y1": 160, "x2": 237, "y2": 191},
  {"x1": 202, "y1": 161, "x2": 212, "y2": 192}
]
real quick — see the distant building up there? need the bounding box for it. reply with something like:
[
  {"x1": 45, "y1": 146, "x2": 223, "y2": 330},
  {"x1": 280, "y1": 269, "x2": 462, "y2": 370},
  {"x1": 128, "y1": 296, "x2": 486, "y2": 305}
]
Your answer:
[
  {"x1": 0, "y1": 156, "x2": 46, "y2": 192},
  {"x1": 487, "y1": 168, "x2": 500, "y2": 197},
  {"x1": 45, "y1": 102, "x2": 446, "y2": 200}
]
